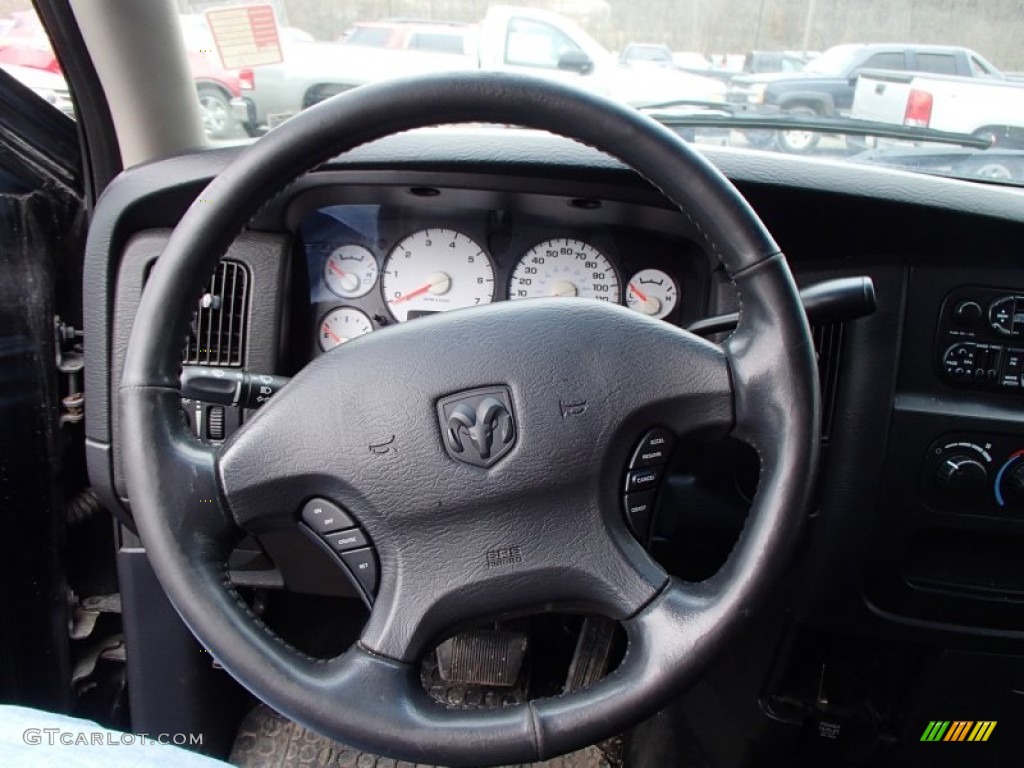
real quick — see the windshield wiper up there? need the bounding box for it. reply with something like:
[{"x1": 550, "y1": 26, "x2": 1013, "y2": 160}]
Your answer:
[{"x1": 639, "y1": 103, "x2": 990, "y2": 149}]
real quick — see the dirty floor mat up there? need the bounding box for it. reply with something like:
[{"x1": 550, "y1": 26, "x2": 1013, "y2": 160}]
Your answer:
[{"x1": 230, "y1": 703, "x2": 616, "y2": 768}]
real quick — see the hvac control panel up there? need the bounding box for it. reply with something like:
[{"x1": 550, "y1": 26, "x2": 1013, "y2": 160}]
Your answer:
[
  {"x1": 936, "y1": 287, "x2": 1024, "y2": 390},
  {"x1": 922, "y1": 432, "x2": 1024, "y2": 518}
]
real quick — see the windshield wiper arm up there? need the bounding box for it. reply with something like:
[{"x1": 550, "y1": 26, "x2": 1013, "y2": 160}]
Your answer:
[{"x1": 641, "y1": 106, "x2": 990, "y2": 149}]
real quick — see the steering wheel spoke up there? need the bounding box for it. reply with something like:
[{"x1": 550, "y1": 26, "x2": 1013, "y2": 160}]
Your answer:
[{"x1": 120, "y1": 386, "x2": 243, "y2": 552}]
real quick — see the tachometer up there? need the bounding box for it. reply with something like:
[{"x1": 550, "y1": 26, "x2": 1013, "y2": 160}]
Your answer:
[
  {"x1": 382, "y1": 229, "x2": 495, "y2": 322},
  {"x1": 509, "y1": 239, "x2": 619, "y2": 302},
  {"x1": 318, "y1": 307, "x2": 373, "y2": 351},
  {"x1": 324, "y1": 244, "x2": 378, "y2": 299}
]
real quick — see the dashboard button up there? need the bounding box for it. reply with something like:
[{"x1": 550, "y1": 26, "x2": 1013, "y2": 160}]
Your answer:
[
  {"x1": 631, "y1": 428, "x2": 675, "y2": 468},
  {"x1": 625, "y1": 467, "x2": 662, "y2": 493},
  {"x1": 942, "y1": 343, "x2": 978, "y2": 381},
  {"x1": 325, "y1": 528, "x2": 368, "y2": 553},
  {"x1": 1001, "y1": 348, "x2": 1024, "y2": 388},
  {"x1": 340, "y1": 547, "x2": 379, "y2": 596},
  {"x1": 300, "y1": 498, "x2": 354, "y2": 535},
  {"x1": 989, "y1": 296, "x2": 1016, "y2": 336},
  {"x1": 985, "y1": 346, "x2": 1003, "y2": 382},
  {"x1": 624, "y1": 492, "x2": 655, "y2": 540},
  {"x1": 207, "y1": 406, "x2": 226, "y2": 440},
  {"x1": 953, "y1": 300, "x2": 983, "y2": 326}
]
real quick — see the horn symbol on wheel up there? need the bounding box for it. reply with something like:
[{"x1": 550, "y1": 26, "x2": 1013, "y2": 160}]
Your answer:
[{"x1": 437, "y1": 387, "x2": 517, "y2": 467}]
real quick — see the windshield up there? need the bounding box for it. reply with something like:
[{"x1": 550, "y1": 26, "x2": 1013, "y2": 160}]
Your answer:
[{"x1": 4, "y1": 0, "x2": 1024, "y2": 186}]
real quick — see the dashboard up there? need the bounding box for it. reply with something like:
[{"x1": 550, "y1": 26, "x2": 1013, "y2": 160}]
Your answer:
[
  {"x1": 298, "y1": 197, "x2": 704, "y2": 356},
  {"x1": 84, "y1": 131, "x2": 1024, "y2": 764}
]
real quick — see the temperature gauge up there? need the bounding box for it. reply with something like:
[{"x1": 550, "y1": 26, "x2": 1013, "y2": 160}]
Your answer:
[
  {"x1": 626, "y1": 269, "x2": 678, "y2": 319},
  {"x1": 324, "y1": 244, "x2": 379, "y2": 299},
  {"x1": 319, "y1": 307, "x2": 373, "y2": 351}
]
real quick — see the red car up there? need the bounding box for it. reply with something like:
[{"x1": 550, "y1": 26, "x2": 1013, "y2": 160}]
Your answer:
[
  {"x1": 0, "y1": 11, "x2": 252, "y2": 137},
  {"x1": 0, "y1": 11, "x2": 59, "y2": 72}
]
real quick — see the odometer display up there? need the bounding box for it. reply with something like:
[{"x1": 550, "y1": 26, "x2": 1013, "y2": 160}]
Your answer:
[{"x1": 509, "y1": 239, "x2": 619, "y2": 302}]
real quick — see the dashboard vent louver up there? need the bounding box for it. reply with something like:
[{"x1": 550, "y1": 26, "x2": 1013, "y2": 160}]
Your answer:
[
  {"x1": 812, "y1": 322, "x2": 844, "y2": 442},
  {"x1": 183, "y1": 260, "x2": 249, "y2": 367}
]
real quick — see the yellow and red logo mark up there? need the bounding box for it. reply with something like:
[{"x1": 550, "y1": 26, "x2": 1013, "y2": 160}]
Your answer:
[{"x1": 920, "y1": 721, "x2": 996, "y2": 742}]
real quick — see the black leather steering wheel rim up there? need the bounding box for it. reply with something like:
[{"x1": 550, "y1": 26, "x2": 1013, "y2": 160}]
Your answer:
[{"x1": 120, "y1": 71, "x2": 820, "y2": 766}]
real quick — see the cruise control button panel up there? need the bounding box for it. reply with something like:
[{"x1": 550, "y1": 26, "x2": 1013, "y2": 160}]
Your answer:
[
  {"x1": 936, "y1": 287, "x2": 1024, "y2": 392},
  {"x1": 300, "y1": 498, "x2": 354, "y2": 535},
  {"x1": 625, "y1": 467, "x2": 662, "y2": 493},
  {"x1": 299, "y1": 497, "x2": 378, "y2": 604},
  {"x1": 623, "y1": 491, "x2": 656, "y2": 543},
  {"x1": 340, "y1": 548, "x2": 379, "y2": 596},
  {"x1": 325, "y1": 528, "x2": 368, "y2": 553},
  {"x1": 631, "y1": 428, "x2": 675, "y2": 468},
  {"x1": 622, "y1": 429, "x2": 675, "y2": 544}
]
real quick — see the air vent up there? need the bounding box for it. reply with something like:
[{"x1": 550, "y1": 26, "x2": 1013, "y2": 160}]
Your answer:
[
  {"x1": 812, "y1": 322, "x2": 844, "y2": 442},
  {"x1": 183, "y1": 260, "x2": 249, "y2": 367}
]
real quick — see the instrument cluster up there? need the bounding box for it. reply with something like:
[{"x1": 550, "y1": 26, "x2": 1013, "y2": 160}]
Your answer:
[{"x1": 300, "y1": 202, "x2": 699, "y2": 355}]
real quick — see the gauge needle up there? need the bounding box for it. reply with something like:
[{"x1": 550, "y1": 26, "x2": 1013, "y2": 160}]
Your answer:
[
  {"x1": 389, "y1": 282, "x2": 432, "y2": 305},
  {"x1": 389, "y1": 272, "x2": 452, "y2": 304},
  {"x1": 323, "y1": 324, "x2": 342, "y2": 344},
  {"x1": 328, "y1": 261, "x2": 360, "y2": 292},
  {"x1": 629, "y1": 282, "x2": 650, "y2": 303},
  {"x1": 629, "y1": 282, "x2": 661, "y2": 315}
]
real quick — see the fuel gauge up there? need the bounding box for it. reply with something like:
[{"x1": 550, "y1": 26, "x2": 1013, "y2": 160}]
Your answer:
[
  {"x1": 324, "y1": 244, "x2": 379, "y2": 299},
  {"x1": 626, "y1": 269, "x2": 678, "y2": 319},
  {"x1": 319, "y1": 307, "x2": 373, "y2": 351}
]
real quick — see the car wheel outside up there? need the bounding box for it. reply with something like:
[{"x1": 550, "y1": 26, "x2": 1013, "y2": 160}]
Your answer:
[
  {"x1": 776, "y1": 106, "x2": 821, "y2": 154},
  {"x1": 742, "y1": 129, "x2": 775, "y2": 149},
  {"x1": 197, "y1": 86, "x2": 236, "y2": 139}
]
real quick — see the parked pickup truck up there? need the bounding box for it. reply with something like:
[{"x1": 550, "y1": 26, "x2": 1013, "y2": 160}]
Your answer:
[
  {"x1": 851, "y1": 69, "x2": 1024, "y2": 148},
  {"x1": 727, "y1": 43, "x2": 1003, "y2": 152},
  {"x1": 233, "y1": 5, "x2": 725, "y2": 132}
]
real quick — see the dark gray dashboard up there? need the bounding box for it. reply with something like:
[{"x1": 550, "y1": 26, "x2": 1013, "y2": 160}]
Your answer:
[{"x1": 85, "y1": 128, "x2": 1024, "y2": 646}]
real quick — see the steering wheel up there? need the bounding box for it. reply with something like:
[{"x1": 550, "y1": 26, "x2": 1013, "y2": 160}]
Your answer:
[{"x1": 120, "y1": 72, "x2": 819, "y2": 766}]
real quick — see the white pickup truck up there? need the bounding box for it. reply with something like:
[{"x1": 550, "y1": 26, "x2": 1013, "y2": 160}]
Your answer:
[
  {"x1": 850, "y1": 68, "x2": 1024, "y2": 147},
  {"x1": 233, "y1": 5, "x2": 725, "y2": 132}
]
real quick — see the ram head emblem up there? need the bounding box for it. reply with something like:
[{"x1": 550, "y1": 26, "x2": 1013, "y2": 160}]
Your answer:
[{"x1": 437, "y1": 387, "x2": 517, "y2": 468}]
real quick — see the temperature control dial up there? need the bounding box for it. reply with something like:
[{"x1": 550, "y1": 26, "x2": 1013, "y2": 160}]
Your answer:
[
  {"x1": 925, "y1": 437, "x2": 994, "y2": 510},
  {"x1": 935, "y1": 455, "x2": 989, "y2": 498},
  {"x1": 1004, "y1": 462, "x2": 1024, "y2": 503},
  {"x1": 994, "y1": 449, "x2": 1024, "y2": 508}
]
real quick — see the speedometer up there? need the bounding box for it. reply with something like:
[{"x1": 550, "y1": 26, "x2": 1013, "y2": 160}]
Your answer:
[
  {"x1": 509, "y1": 239, "x2": 619, "y2": 303},
  {"x1": 382, "y1": 229, "x2": 495, "y2": 322}
]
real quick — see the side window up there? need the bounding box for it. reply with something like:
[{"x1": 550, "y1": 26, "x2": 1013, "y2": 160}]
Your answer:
[
  {"x1": 407, "y1": 33, "x2": 465, "y2": 55},
  {"x1": 504, "y1": 17, "x2": 582, "y2": 69},
  {"x1": 860, "y1": 52, "x2": 906, "y2": 71},
  {"x1": 914, "y1": 53, "x2": 959, "y2": 75},
  {"x1": 346, "y1": 27, "x2": 391, "y2": 47}
]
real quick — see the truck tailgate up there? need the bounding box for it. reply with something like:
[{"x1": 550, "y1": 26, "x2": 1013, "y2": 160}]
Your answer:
[{"x1": 852, "y1": 70, "x2": 915, "y2": 124}]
